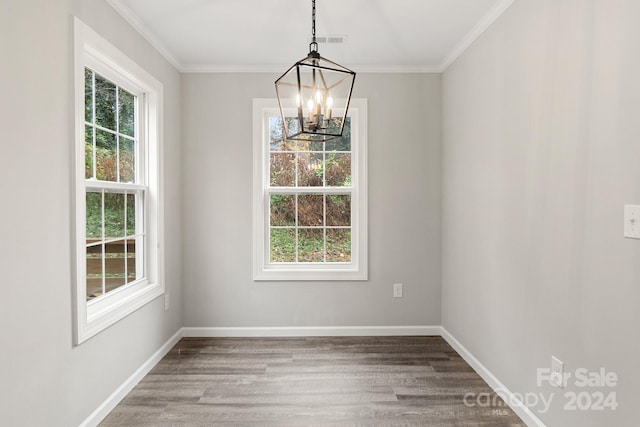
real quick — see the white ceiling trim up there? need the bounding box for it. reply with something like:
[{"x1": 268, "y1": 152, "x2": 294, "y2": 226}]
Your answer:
[
  {"x1": 107, "y1": 0, "x2": 515, "y2": 74},
  {"x1": 438, "y1": 0, "x2": 515, "y2": 72},
  {"x1": 182, "y1": 64, "x2": 443, "y2": 74}
]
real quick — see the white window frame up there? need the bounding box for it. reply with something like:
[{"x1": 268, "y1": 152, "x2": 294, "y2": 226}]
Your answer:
[
  {"x1": 253, "y1": 98, "x2": 367, "y2": 281},
  {"x1": 73, "y1": 17, "x2": 164, "y2": 344}
]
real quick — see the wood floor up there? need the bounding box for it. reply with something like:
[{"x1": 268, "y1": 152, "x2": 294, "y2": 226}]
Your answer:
[{"x1": 100, "y1": 336, "x2": 525, "y2": 426}]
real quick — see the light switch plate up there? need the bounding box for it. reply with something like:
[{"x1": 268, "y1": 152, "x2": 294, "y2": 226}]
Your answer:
[{"x1": 624, "y1": 205, "x2": 640, "y2": 239}]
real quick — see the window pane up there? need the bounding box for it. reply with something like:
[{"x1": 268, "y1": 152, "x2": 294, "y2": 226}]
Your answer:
[
  {"x1": 84, "y1": 68, "x2": 93, "y2": 123},
  {"x1": 126, "y1": 238, "x2": 138, "y2": 283},
  {"x1": 104, "y1": 239, "x2": 126, "y2": 293},
  {"x1": 119, "y1": 89, "x2": 135, "y2": 137},
  {"x1": 297, "y1": 140, "x2": 323, "y2": 152},
  {"x1": 327, "y1": 229, "x2": 351, "y2": 262},
  {"x1": 86, "y1": 244, "x2": 103, "y2": 300},
  {"x1": 326, "y1": 136, "x2": 350, "y2": 152},
  {"x1": 297, "y1": 152, "x2": 323, "y2": 186},
  {"x1": 85, "y1": 125, "x2": 94, "y2": 179},
  {"x1": 119, "y1": 137, "x2": 135, "y2": 183},
  {"x1": 270, "y1": 228, "x2": 296, "y2": 262},
  {"x1": 95, "y1": 129, "x2": 117, "y2": 181},
  {"x1": 270, "y1": 138, "x2": 296, "y2": 152},
  {"x1": 270, "y1": 153, "x2": 295, "y2": 186},
  {"x1": 326, "y1": 194, "x2": 351, "y2": 226},
  {"x1": 270, "y1": 194, "x2": 295, "y2": 226},
  {"x1": 95, "y1": 74, "x2": 117, "y2": 131},
  {"x1": 298, "y1": 228, "x2": 324, "y2": 262},
  {"x1": 104, "y1": 192, "x2": 125, "y2": 239},
  {"x1": 298, "y1": 194, "x2": 324, "y2": 226},
  {"x1": 126, "y1": 193, "x2": 136, "y2": 236},
  {"x1": 325, "y1": 153, "x2": 351, "y2": 187},
  {"x1": 86, "y1": 191, "x2": 102, "y2": 239},
  {"x1": 270, "y1": 117, "x2": 304, "y2": 149},
  {"x1": 269, "y1": 116, "x2": 285, "y2": 149},
  {"x1": 326, "y1": 117, "x2": 351, "y2": 152}
]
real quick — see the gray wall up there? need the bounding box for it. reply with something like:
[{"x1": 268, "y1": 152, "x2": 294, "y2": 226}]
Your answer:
[
  {"x1": 442, "y1": 0, "x2": 640, "y2": 425},
  {"x1": 182, "y1": 73, "x2": 441, "y2": 328},
  {"x1": 0, "y1": 1, "x2": 182, "y2": 426}
]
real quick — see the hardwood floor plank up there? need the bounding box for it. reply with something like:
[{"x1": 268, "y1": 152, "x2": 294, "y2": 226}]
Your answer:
[{"x1": 99, "y1": 337, "x2": 525, "y2": 426}]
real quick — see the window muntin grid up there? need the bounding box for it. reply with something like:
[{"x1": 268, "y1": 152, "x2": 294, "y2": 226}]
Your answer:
[
  {"x1": 84, "y1": 68, "x2": 145, "y2": 300},
  {"x1": 268, "y1": 117, "x2": 352, "y2": 264}
]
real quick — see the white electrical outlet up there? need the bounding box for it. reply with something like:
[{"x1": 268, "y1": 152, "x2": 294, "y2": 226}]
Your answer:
[
  {"x1": 164, "y1": 293, "x2": 170, "y2": 311},
  {"x1": 550, "y1": 356, "x2": 564, "y2": 388},
  {"x1": 624, "y1": 205, "x2": 640, "y2": 238},
  {"x1": 393, "y1": 283, "x2": 403, "y2": 298}
]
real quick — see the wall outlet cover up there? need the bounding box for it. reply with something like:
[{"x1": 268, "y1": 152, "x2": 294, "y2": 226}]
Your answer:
[
  {"x1": 393, "y1": 283, "x2": 403, "y2": 298},
  {"x1": 624, "y1": 205, "x2": 640, "y2": 239},
  {"x1": 550, "y1": 356, "x2": 564, "y2": 388}
]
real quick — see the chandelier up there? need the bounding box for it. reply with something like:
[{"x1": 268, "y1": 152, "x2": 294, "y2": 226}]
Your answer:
[{"x1": 274, "y1": 0, "x2": 356, "y2": 141}]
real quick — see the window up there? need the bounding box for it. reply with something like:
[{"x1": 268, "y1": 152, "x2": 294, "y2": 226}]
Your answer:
[
  {"x1": 84, "y1": 69, "x2": 143, "y2": 299},
  {"x1": 253, "y1": 98, "x2": 367, "y2": 280},
  {"x1": 73, "y1": 18, "x2": 164, "y2": 344}
]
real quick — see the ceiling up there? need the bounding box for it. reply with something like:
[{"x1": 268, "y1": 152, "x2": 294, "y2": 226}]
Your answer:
[{"x1": 107, "y1": 0, "x2": 514, "y2": 73}]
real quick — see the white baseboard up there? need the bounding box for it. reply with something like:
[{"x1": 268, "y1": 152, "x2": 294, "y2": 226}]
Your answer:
[
  {"x1": 183, "y1": 325, "x2": 442, "y2": 337},
  {"x1": 79, "y1": 328, "x2": 183, "y2": 427},
  {"x1": 441, "y1": 328, "x2": 546, "y2": 427}
]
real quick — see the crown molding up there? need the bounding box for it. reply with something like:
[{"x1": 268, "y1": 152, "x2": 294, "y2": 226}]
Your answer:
[
  {"x1": 106, "y1": 0, "x2": 186, "y2": 72},
  {"x1": 181, "y1": 64, "x2": 442, "y2": 74},
  {"x1": 438, "y1": 0, "x2": 515, "y2": 72}
]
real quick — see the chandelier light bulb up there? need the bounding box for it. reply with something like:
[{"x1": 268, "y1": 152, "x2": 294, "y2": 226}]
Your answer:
[{"x1": 307, "y1": 98, "x2": 315, "y2": 121}]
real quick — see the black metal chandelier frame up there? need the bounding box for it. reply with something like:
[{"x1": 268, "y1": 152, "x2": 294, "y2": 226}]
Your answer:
[{"x1": 274, "y1": 0, "x2": 356, "y2": 142}]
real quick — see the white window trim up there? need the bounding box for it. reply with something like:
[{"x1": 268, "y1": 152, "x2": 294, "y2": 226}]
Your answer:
[
  {"x1": 252, "y1": 98, "x2": 368, "y2": 281},
  {"x1": 73, "y1": 17, "x2": 164, "y2": 344}
]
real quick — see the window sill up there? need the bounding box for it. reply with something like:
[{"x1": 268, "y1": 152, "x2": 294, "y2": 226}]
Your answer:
[
  {"x1": 76, "y1": 280, "x2": 163, "y2": 344},
  {"x1": 254, "y1": 265, "x2": 367, "y2": 281}
]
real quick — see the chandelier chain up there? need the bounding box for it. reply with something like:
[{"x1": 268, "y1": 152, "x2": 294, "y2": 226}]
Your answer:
[{"x1": 312, "y1": 0, "x2": 316, "y2": 42}]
